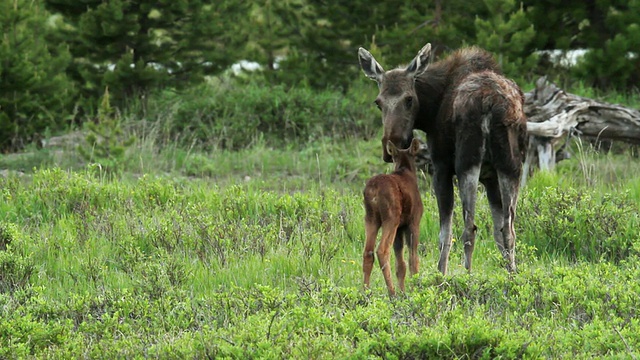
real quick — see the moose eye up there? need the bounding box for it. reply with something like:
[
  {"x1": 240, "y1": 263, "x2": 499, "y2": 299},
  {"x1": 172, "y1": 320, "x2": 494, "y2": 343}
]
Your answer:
[{"x1": 405, "y1": 96, "x2": 413, "y2": 109}]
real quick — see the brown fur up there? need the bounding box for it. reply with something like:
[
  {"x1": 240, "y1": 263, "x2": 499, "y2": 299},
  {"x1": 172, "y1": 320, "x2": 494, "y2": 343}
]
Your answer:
[
  {"x1": 359, "y1": 44, "x2": 527, "y2": 275},
  {"x1": 363, "y1": 139, "x2": 423, "y2": 296}
]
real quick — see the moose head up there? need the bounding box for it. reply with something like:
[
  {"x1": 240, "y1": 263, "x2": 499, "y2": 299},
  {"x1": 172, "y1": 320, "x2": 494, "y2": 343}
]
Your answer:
[{"x1": 358, "y1": 43, "x2": 432, "y2": 162}]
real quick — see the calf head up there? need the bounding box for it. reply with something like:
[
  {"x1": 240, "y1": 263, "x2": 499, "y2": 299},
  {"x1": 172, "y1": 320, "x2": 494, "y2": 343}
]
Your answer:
[
  {"x1": 359, "y1": 44, "x2": 432, "y2": 162},
  {"x1": 386, "y1": 138, "x2": 421, "y2": 173}
]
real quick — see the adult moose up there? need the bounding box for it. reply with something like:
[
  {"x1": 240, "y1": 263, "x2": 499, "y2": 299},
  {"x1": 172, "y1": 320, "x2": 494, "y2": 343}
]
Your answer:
[
  {"x1": 363, "y1": 139, "x2": 423, "y2": 296},
  {"x1": 358, "y1": 43, "x2": 527, "y2": 275}
]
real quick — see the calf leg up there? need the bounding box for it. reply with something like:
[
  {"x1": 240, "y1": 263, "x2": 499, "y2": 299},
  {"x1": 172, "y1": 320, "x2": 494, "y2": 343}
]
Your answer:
[
  {"x1": 407, "y1": 220, "x2": 420, "y2": 277},
  {"x1": 377, "y1": 221, "x2": 399, "y2": 296},
  {"x1": 362, "y1": 220, "x2": 379, "y2": 290},
  {"x1": 393, "y1": 229, "x2": 407, "y2": 293},
  {"x1": 458, "y1": 165, "x2": 481, "y2": 272}
]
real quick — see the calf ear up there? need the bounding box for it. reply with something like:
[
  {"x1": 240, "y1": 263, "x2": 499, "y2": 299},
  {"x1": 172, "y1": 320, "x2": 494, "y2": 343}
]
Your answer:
[
  {"x1": 409, "y1": 138, "x2": 421, "y2": 156},
  {"x1": 386, "y1": 140, "x2": 398, "y2": 157},
  {"x1": 358, "y1": 47, "x2": 384, "y2": 83},
  {"x1": 406, "y1": 43, "x2": 431, "y2": 79}
]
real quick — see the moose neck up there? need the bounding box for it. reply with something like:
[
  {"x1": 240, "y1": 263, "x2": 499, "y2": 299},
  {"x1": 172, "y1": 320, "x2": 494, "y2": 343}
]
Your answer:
[{"x1": 414, "y1": 63, "x2": 449, "y2": 134}]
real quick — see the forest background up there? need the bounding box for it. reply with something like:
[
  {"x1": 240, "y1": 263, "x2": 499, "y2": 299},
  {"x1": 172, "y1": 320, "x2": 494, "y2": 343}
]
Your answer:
[{"x1": 3, "y1": 0, "x2": 640, "y2": 152}]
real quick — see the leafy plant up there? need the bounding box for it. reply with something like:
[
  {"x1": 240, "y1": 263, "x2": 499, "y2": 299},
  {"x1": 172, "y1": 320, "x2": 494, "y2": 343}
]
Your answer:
[
  {"x1": 147, "y1": 81, "x2": 378, "y2": 150},
  {"x1": 518, "y1": 184, "x2": 639, "y2": 262},
  {"x1": 0, "y1": 222, "x2": 33, "y2": 293},
  {"x1": 78, "y1": 88, "x2": 135, "y2": 174}
]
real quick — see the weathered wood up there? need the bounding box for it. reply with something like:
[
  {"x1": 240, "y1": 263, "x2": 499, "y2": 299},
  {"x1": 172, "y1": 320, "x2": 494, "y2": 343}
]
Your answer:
[
  {"x1": 522, "y1": 77, "x2": 640, "y2": 183},
  {"x1": 524, "y1": 76, "x2": 640, "y2": 144}
]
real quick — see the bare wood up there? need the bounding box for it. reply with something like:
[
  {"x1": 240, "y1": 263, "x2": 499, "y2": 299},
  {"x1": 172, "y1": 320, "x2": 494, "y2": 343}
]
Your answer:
[
  {"x1": 516, "y1": 76, "x2": 640, "y2": 182},
  {"x1": 524, "y1": 76, "x2": 640, "y2": 143}
]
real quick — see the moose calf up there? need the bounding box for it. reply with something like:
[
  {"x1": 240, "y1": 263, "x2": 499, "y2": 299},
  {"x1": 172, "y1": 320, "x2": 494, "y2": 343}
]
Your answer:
[{"x1": 363, "y1": 138, "x2": 423, "y2": 296}]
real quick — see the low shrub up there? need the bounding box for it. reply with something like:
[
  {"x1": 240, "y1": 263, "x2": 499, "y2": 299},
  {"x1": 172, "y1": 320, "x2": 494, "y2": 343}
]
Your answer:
[
  {"x1": 0, "y1": 222, "x2": 34, "y2": 293},
  {"x1": 518, "y1": 184, "x2": 640, "y2": 262},
  {"x1": 144, "y1": 80, "x2": 379, "y2": 150}
]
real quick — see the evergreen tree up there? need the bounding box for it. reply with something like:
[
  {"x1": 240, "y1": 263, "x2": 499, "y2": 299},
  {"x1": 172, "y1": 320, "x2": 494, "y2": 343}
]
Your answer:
[
  {"x1": 0, "y1": 0, "x2": 75, "y2": 151},
  {"x1": 375, "y1": 0, "x2": 485, "y2": 65},
  {"x1": 474, "y1": 0, "x2": 536, "y2": 81},
  {"x1": 572, "y1": 0, "x2": 640, "y2": 89},
  {"x1": 44, "y1": 0, "x2": 243, "y2": 107},
  {"x1": 524, "y1": 0, "x2": 590, "y2": 51},
  {"x1": 243, "y1": 0, "x2": 314, "y2": 72},
  {"x1": 78, "y1": 87, "x2": 134, "y2": 174}
]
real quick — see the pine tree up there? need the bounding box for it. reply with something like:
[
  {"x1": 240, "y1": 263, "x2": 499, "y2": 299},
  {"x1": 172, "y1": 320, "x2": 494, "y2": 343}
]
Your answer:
[
  {"x1": 572, "y1": 0, "x2": 640, "y2": 89},
  {"x1": 44, "y1": 0, "x2": 243, "y2": 107},
  {"x1": 78, "y1": 87, "x2": 134, "y2": 174},
  {"x1": 375, "y1": 0, "x2": 485, "y2": 65},
  {"x1": 474, "y1": 0, "x2": 536, "y2": 81},
  {"x1": 0, "y1": 0, "x2": 75, "y2": 151}
]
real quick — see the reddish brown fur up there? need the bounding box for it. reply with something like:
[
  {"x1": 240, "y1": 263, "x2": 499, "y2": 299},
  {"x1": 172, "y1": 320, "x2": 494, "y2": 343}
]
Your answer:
[{"x1": 363, "y1": 139, "x2": 423, "y2": 296}]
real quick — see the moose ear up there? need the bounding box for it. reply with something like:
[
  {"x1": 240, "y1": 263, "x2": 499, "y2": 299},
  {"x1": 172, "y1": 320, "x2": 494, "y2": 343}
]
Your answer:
[
  {"x1": 405, "y1": 43, "x2": 431, "y2": 79},
  {"x1": 409, "y1": 138, "x2": 421, "y2": 156},
  {"x1": 358, "y1": 47, "x2": 384, "y2": 83},
  {"x1": 386, "y1": 140, "x2": 398, "y2": 158}
]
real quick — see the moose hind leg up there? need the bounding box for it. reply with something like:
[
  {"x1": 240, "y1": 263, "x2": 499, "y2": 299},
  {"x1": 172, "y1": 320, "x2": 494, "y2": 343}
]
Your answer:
[
  {"x1": 482, "y1": 176, "x2": 507, "y2": 258},
  {"x1": 498, "y1": 173, "x2": 520, "y2": 273},
  {"x1": 407, "y1": 221, "x2": 420, "y2": 277},
  {"x1": 458, "y1": 165, "x2": 481, "y2": 272},
  {"x1": 433, "y1": 168, "x2": 454, "y2": 275}
]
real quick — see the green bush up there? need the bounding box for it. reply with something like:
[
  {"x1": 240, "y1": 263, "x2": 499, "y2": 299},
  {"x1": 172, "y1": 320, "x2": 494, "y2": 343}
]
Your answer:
[
  {"x1": 518, "y1": 184, "x2": 640, "y2": 262},
  {"x1": 145, "y1": 81, "x2": 378, "y2": 150},
  {"x1": 2, "y1": 165, "x2": 640, "y2": 358},
  {"x1": 78, "y1": 89, "x2": 135, "y2": 175},
  {"x1": 0, "y1": 222, "x2": 33, "y2": 293}
]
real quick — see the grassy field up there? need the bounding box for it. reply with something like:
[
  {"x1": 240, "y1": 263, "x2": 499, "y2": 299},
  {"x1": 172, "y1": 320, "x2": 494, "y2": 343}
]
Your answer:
[{"x1": 1, "y1": 131, "x2": 640, "y2": 358}]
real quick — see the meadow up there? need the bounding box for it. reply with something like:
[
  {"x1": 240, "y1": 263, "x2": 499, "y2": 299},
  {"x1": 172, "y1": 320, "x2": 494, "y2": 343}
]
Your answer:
[{"x1": 1, "y1": 82, "x2": 640, "y2": 358}]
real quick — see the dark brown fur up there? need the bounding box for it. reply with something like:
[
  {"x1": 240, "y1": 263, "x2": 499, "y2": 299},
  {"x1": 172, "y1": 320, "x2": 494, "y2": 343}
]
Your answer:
[
  {"x1": 359, "y1": 44, "x2": 527, "y2": 275},
  {"x1": 363, "y1": 139, "x2": 423, "y2": 296}
]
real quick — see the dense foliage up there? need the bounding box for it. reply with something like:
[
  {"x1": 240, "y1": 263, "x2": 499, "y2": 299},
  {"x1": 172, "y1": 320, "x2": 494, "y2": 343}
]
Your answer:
[
  {"x1": 3, "y1": 0, "x2": 640, "y2": 150},
  {"x1": 43, "y1": 0, "x2": 244, "y2": 107},
  {"x1": 0, "y1": 0, "x2": 75, "y2": 151}
]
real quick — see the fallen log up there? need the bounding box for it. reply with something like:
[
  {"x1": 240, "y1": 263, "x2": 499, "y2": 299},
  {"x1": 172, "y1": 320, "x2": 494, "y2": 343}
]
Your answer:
[
  {"x1": 521, "y1": 77, "x2": 640, "y2": 184},
  {"x1": 525, "y1": 77, "x2": 640, "y2": 143}
]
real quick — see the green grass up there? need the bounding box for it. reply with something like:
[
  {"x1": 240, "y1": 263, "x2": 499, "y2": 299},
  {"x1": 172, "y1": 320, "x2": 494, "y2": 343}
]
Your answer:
[{"x1": 1, "y1": 135, "x2": 640, "y2": 358}]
